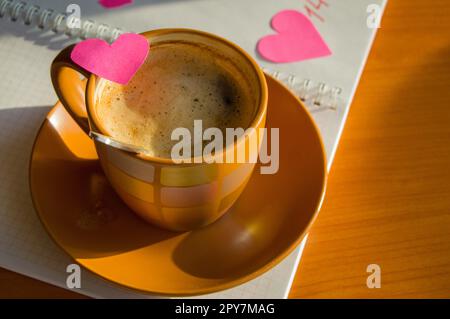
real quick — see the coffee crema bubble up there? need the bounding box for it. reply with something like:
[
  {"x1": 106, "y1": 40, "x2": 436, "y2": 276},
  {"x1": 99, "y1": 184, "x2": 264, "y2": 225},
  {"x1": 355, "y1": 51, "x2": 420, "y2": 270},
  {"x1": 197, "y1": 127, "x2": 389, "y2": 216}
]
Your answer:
[{"x1": 96, "y1": 41, "x2": 256, "y2": 158}]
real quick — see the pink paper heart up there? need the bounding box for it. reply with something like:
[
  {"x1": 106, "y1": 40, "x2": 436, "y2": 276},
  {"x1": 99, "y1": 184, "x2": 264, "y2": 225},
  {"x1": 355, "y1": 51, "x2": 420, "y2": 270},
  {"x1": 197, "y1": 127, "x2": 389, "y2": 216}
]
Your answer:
[
  {"x1": 71, "y1": 33, "x2": 149, "y2": 85},
  {"x1": 257, "y1": 10, "x2": 331, "y2": 63},
  {"x1": 99, "y1": 0, "x2": 133, "y2": 9}
]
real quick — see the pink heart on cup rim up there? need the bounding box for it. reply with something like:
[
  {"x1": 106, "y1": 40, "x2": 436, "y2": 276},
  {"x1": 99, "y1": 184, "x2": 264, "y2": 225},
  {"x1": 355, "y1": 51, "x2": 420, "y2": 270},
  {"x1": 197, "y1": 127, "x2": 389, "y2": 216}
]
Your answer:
[
  {"x1": 98, "y1": 0, "x2": 133, "y2": 9},
  {"x1": 71, "y1": 33, "x2": 149, "y2": 85},
  {"x1": 257, "y1": 10, "x2": 332, "y2": 63}
]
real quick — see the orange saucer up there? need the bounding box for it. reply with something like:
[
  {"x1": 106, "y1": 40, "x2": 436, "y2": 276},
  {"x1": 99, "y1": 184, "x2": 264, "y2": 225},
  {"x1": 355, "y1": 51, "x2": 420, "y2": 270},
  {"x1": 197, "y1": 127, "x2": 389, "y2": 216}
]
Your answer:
[{"x1": 29, "y1": 75, "x2": 327, "y2": 296}]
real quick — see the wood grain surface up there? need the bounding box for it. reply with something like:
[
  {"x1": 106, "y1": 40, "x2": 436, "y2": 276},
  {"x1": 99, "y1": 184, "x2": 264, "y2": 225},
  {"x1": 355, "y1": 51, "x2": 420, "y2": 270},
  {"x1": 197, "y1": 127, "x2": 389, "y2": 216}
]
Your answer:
[
  {"x1": 290, "y1": 0, "x2": 450, "y2": 298},
  {"x1": 1, "y1": 0, "x2": 450, "y2": 298}
]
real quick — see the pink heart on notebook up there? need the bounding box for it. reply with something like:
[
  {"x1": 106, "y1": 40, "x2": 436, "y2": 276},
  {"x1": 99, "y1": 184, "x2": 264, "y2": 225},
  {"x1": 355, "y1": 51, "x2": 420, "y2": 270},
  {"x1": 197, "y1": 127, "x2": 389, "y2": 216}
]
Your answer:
[
  {"x1": 98, "y1": 0, "x2": 133, "y2": 9},
  {"x1": 257, "y1": 10, "x2": 331, "y2": 63},
  {"x1": 71, "y1": 33, "x2": 149, "y2": 85}
]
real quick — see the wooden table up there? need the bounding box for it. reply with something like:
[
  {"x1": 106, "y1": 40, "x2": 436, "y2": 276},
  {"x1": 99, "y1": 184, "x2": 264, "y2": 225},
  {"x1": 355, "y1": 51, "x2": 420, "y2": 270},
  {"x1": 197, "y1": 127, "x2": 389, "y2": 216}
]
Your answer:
[{"x1": 1, "y1": 0, "x2": 450, "y2": 298}]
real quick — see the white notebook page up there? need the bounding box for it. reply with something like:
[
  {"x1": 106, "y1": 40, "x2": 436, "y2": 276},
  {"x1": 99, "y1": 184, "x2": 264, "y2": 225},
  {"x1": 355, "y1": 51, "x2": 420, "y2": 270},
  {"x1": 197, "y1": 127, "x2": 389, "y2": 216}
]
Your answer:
[{"x1": 0, "y1": 0, "x2": 386, "y2": 298}]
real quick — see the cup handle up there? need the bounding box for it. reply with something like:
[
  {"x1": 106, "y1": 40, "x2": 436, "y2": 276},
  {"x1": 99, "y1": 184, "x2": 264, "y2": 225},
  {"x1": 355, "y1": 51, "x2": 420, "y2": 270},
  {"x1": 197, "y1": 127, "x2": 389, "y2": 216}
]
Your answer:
[{"x1": 51, "y1": 44, "x2": 91, "y2": 135}]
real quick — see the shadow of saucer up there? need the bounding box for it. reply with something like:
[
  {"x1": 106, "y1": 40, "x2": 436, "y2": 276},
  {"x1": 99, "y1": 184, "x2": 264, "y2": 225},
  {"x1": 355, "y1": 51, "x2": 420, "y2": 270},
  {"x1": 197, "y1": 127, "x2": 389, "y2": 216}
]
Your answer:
[{"x1": 0, "y1": 106, "x2": 54, "y2": 256}]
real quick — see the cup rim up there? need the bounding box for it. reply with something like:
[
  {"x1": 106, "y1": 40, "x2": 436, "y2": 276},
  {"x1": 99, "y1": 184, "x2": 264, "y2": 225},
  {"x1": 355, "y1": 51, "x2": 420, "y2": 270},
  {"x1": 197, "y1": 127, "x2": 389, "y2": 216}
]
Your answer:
[{"x1": 86, "y1": 28, "x2": 268, "y2": 165}]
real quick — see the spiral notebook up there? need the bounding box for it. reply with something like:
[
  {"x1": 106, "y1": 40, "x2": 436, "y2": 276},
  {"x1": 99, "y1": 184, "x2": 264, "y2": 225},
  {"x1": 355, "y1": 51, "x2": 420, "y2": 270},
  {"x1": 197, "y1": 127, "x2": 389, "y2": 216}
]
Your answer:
[{"x1": 0, "y1": 0, "x2": 387, "y2": 298}]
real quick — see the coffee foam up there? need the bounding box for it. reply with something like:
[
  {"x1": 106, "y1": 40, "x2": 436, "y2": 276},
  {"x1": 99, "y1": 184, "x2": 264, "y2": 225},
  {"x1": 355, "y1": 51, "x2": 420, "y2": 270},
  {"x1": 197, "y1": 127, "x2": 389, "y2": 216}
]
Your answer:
[{"x1": 96, "y1": 41, "x2": 256, "y2": 158}]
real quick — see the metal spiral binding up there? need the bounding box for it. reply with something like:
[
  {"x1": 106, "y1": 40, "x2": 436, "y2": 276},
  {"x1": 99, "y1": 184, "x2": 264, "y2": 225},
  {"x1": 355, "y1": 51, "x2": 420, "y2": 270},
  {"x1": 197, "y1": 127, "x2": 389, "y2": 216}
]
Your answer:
[
  {"x1": 264, "y1": 68, "x2": 342, "y2": 111},
  {"x1": 0, "y1": 0, "x2": 125, "y2": 42}
]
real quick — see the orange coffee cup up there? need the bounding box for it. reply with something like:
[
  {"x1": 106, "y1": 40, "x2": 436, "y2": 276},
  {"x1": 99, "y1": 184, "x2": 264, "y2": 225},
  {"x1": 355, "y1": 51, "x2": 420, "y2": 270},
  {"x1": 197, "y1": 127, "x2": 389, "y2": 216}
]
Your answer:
[{"x1": 51, "y1": 29, "x2": 268, "y2": 231}]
